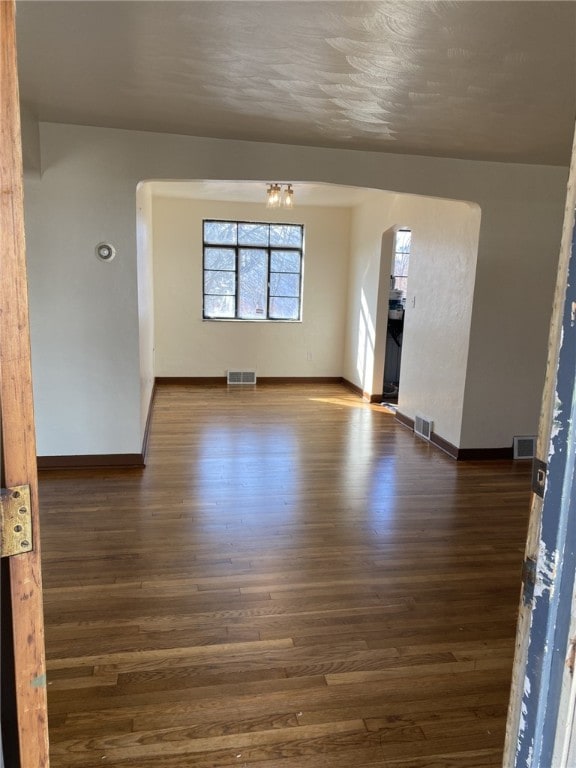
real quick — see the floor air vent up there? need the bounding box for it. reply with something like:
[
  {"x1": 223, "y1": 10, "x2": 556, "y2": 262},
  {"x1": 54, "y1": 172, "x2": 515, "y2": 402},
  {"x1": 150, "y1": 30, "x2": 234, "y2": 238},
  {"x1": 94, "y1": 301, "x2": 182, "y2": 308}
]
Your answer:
[
  {"x1": 227, "y1": 370, "x2": 257, "y2": 385},
  {"x1": 414, "y1": 414, "x2": 433, "y2": 441},
  {"x1": 513, "y1": 435, "x2": 536, "y2": 460}
]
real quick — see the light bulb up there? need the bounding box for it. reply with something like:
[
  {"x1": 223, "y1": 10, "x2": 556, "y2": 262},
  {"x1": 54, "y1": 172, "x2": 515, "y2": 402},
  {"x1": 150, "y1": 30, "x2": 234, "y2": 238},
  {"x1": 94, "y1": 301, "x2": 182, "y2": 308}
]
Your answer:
[
  {"x1": 283, "y1": 184, "x2": 294, "y2": 208},
  {"x1": 267, "y1": 184, "x2": 279, "y2": 208}
]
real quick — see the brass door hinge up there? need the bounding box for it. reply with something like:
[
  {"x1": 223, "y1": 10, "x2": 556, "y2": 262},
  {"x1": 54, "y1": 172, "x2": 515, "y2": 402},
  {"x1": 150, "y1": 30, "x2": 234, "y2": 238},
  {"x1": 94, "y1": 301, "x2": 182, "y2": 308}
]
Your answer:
[{"x1": 0, "y1": 485, "x2": 33, "y2": 557}]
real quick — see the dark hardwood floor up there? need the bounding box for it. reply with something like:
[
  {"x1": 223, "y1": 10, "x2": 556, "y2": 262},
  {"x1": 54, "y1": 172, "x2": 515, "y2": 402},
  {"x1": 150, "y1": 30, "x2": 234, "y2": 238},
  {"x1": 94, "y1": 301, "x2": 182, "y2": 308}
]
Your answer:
[{"x1": 38, "y1": 383, "x2": 531, "y2": 767}]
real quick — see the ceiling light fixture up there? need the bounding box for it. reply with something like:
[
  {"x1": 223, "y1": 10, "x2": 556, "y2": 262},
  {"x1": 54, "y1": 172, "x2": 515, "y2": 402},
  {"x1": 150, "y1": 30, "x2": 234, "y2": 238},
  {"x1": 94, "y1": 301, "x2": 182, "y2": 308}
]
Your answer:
[
  {"x1": 266, "y1": 183, "x2": 281, "y2": 208},
  {"x1": 282, "y1": 184, "x2": 294, "y2": 209},
  {"x1": 266, "y1": 183, "x2": 294, "y2": 209}
]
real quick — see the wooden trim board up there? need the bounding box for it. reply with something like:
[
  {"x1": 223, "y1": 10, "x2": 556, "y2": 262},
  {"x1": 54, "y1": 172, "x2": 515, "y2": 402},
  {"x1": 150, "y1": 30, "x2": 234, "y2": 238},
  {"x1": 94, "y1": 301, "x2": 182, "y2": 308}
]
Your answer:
[
  {"x1": 38, "y1": 382, "x2": 157, "y2": 470},
  {"x1": 259, "y1": 377, "x2": 342, "y2": 385},
  {"x1": 0, "y1": 2, "x2": 50, "y2": 762},
  {"x1": 457, "y1": 446, "x2": 514, "y2": 460},
  {"x1": 430, "y1": 430, "x2": 459, "y2": 459},
  {"x1": 395, "y1": 411, "x2": 514, "y2": 461},
  {"x1": 155, "y1": 377, "x2": 225, "y2": 385},
  {"x1": 156, "y1": 376, "x2": 343, "y2": 386},
  {"x1": 340, "y1": 377, "x2": 372, "y2": 400},
  {"x1": 37, "y1": 454, "x2": 145, "y2": 470},
  {"x1": 395, "y1": 411, "x2": 415, "y2": 431}
]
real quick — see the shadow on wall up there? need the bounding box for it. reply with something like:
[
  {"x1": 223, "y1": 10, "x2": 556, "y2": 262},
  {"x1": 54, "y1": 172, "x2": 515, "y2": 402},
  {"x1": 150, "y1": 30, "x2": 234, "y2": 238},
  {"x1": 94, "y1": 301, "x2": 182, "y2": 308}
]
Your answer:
[
  {"x1": 356, "y1": 226, "x2": 397, "y2": 400},
  {"x1": 357, "y1": 290, "x2": 376, "y2": 393}
]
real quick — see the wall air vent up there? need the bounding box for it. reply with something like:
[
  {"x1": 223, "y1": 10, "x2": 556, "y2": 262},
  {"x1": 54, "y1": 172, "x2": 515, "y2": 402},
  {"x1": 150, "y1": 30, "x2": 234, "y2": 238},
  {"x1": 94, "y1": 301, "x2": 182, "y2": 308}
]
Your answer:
[
  {"x1": 414, "y1": 414, "x2": 433, "y2": 441},
  {"x1": 227, "y1": 370, "x2": 257, "y2": 385},
  {"x1": 514, "y1": 435, "x2": 536, "y2": 460}
]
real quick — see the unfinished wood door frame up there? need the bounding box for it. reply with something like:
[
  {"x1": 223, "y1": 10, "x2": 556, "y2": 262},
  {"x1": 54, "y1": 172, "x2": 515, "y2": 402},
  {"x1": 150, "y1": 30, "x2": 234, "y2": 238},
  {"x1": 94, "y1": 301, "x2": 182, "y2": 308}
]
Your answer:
[
  {"x1": 0, "y1": 1, "x2": 49, "y2": 765},
  {"x1": 504, "y1": 122, "x2": 576, "y2": 766}
]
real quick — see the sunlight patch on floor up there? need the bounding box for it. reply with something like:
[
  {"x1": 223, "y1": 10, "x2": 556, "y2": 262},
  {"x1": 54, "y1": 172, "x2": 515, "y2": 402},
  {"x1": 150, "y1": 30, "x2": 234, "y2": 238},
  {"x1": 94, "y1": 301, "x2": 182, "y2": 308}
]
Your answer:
[{"x1": 308, "y1": 396, "x2": 395, "y2": 414}]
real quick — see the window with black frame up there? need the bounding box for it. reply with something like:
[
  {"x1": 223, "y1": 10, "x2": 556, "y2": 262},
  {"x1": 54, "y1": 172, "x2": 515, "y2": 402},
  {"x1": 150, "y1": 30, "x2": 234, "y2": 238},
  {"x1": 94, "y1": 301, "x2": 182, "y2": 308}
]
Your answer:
[
  {"x1": 393, "y1": 228, "x2": 411, "y2": 294},
  {"x1": 203, "y1": 220, "x2": 303, "y2": 321}
]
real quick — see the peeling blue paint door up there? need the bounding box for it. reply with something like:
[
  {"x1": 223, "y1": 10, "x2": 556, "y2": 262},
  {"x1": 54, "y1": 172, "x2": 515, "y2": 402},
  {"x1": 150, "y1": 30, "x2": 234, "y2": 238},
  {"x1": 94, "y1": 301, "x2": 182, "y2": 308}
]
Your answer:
[{"x1": 506, "y1": 207, "x2": 576, "y2": 767}]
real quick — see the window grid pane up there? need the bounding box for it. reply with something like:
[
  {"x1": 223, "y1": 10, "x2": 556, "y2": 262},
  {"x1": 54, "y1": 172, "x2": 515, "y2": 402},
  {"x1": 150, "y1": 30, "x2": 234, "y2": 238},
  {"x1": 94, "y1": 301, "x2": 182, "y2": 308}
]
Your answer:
[
  {"x1": 393, "y1": 229, "x2": 411, "y2": 279},
  {"x1": 203, "y1": 220, "x2": 303, "y2": 321},
  {"x1": 204, "y1": 270, "x2": 235, "y2": 296},
  {"x1": 270, "y1": 272, "x2": 300, "y2": 298},
  {"x1": 204, "y1": 295, "x2": 236, "y2": 318},
  {"x1": 204, "y1": 247, "x2": 236, "y2": 271},
  {"x1": 238, "y1": 249, "x2": 268, "y2": 320},
  {"x1": 270, "y1": 225, "x2": 302, "y2": 248},
  {"x1": 269, "y1": 296, "x2": 300, "y2": 320},
  {"x1": 271, "y1": 250, "x2": 301, "y2": 273},
  {"x1": 204, "y1": 221, "x2": 238, "y2": 245},
  {"x1": 238, "y1": 223, "x2": 269, "y2": 246}
]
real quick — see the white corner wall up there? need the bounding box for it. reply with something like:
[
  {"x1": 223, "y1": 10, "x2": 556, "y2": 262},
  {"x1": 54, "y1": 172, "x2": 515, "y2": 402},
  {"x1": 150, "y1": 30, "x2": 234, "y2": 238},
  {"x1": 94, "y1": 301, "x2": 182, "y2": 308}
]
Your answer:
[
  {"x1": 344, "y1": 191, "x2": 481, "y2": 448},
  {"x1": 460, "y1": 182, "x2": 567, "y2": 448},
  {"x1": 136, "y1": 182, "x2": 155, "y2": 437},
  {"x1": 151, "y1": 192, "x2": 350, "y2": 377},
  {"x1": 24, "y1": 138, "x2": 142, "y2": 456},
  {"x1": 23, "y1": 122, "x2": 567, "y2": 455}
]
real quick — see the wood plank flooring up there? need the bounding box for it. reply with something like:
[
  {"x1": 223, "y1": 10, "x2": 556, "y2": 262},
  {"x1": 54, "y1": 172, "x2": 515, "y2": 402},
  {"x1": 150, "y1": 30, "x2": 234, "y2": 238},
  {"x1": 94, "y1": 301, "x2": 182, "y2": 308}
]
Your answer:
[{"x1": 38, "y1": 383, "x2": 532, "y2": 767}]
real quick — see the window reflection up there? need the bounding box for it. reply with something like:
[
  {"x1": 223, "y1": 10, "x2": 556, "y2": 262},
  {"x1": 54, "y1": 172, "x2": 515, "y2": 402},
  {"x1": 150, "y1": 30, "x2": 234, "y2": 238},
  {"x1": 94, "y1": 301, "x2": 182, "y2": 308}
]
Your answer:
[{"x1": 196, "y1": 425, "x2": 298, "y2": 524}]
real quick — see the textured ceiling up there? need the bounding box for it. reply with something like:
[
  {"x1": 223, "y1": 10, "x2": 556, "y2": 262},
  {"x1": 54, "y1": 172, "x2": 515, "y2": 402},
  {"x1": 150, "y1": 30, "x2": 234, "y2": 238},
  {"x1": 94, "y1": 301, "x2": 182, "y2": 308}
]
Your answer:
[{"x1": 15, "y1": 1, "x2": 576, "y2": 165}]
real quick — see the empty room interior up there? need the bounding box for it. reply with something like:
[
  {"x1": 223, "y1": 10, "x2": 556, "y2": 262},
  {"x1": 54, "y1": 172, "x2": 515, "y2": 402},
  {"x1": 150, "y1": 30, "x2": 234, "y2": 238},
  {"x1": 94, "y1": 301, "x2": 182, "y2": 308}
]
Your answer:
[{"x1": 6, "y1": 1, "x2": 576, "y2": 766}]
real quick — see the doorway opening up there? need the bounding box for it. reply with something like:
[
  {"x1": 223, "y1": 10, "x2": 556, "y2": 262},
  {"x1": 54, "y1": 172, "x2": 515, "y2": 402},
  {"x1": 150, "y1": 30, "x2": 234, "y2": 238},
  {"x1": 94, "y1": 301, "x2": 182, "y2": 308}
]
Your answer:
[{"x1": 383, "y1": 228, "x2": 411, "y2": 401}]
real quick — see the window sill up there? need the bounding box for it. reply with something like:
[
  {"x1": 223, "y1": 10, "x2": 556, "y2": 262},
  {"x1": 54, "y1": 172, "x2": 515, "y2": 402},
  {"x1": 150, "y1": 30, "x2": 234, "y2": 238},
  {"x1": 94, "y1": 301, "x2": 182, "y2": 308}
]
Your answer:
[{"x1": 202, "y1": 318, "x2": 302, "y2": 323}]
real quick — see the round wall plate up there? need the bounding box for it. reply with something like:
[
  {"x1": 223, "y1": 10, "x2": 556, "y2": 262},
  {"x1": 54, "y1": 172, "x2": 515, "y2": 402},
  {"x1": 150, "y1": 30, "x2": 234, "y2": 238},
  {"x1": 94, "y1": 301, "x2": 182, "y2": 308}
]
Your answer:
[{"x1": 96, "y1": 242, "x2": 116, "y2": 262}]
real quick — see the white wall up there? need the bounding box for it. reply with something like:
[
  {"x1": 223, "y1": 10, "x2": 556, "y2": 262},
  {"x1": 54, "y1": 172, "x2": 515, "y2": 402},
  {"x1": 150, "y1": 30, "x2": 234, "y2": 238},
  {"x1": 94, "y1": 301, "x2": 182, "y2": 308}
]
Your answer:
[
  {"x1": 460, "y1": 182, "x2": 567, "y2": 448},
  {"x1": 150, "y1": 191, "x2": 350, "y2": 378},
  {"x1": 24, "y1": 132, "x2": 141, "y2": 456},
  {"x1": 20, "y1": 103, "x2": 40, "y2": 177},
  {"x1": 23, "y1": 122, "x2": 567, "y2": 454},
  {"x1": 136, "y1": 182, "x2": 155, "y2": 437},
  {"x1": 344, "y1": 191, "x2": 481, "y2": 448}
]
